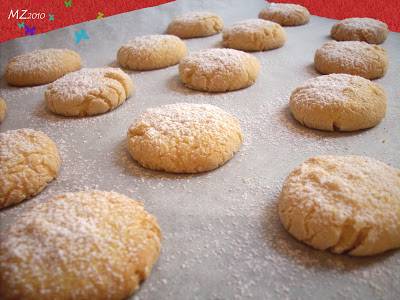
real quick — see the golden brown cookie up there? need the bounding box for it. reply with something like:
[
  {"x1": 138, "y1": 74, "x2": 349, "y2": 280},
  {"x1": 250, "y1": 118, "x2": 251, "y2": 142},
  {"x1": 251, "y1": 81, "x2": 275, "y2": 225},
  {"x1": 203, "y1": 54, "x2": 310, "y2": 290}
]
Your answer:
[{"x1": 0, "y1": 190, "x2": 162, "y2": 300}]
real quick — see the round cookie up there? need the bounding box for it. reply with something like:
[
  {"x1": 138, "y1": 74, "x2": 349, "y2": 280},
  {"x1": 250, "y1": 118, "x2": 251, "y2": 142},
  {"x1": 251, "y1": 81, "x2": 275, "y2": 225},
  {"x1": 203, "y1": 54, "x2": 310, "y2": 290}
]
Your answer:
[
  {"x1": 331, "y1": 18, "x2": 389, "y2": 44},
  {"x1": 0, "y1": 129, "x2": 61, "y2": 209},
  {"x1": 0, "y1": 98, "x2": 6, "y2": 123},
  {"x1": 289, "y1": 74, "x2": 387, "y2": 131},
  {"x1": 258, "y1": 3, "x2": 310, "y2": 26},
  {"x1": 314, "y1": 41, "x2": 388, "y2": 79},
  {"x1": 5, "y1": 48, "x2": 82, "y2": 87},
  {"x1": 117, "y1": 34, "x2": 187, "y2": 71},
  {"x1": 45, "y1": 67, "x2": 134, "y2": 117},
  {"x1": 167, "y1": 11, "x2": 223, "y2": 39},
  {"x1": 127, "y1": 103, "x2": 243, "y2": 173},
  {"x1": 279, "y1": 155, "x2": 400, "y2": 256},
  {"x1": 179, "y1": 48, "x2": 260, "y2": 92},
  {"x1": 0, "y1": 190, "x2": 161, "y2": 300},
  {"x1": 222, "y1": 19, "x2": 286, "y2": 52}
]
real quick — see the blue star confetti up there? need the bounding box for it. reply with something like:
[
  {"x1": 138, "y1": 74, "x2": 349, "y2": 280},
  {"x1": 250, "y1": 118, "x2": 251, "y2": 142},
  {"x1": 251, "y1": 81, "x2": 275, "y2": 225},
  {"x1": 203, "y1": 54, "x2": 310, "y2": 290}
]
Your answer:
[{"x1": 74, "y1": 29, "x2": 89, "y2": 44}]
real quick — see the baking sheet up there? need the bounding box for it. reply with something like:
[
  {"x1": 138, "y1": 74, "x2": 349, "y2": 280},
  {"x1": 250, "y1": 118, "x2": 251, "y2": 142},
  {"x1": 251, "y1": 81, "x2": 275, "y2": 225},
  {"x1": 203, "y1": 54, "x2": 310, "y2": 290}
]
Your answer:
[{"x1": 1, "y1": 0, "x2": 400, "y2": 299}]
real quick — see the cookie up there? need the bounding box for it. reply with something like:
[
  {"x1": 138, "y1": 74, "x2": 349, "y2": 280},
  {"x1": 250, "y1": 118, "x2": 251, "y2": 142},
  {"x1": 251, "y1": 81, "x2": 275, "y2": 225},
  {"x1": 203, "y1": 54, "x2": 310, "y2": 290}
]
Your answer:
[
  {"x1": 5, "y1": 48, "x2": 82, "y2": 86},
  {"x1": 0, "y1": 98, "x2": 6, "y2": 123},
  {"x1": 258, "y1": 3, "x2": 310, "y2": 26},
  {"x1": 127, "y1": 103, "x2": 243, "y2": 173},
  {"x1": 45, "y1": 67, "x2": 134, "y2": 117},
  {"x1": 167, "y1": 11, "x2": 223, "y2": 38},
  {"x1": 279, "y1": 155, "x2": 400, "y2": 256},
  {"x1": 289, "y1": 74, "x2": 387, "y2": 131},
  {"x1": 314, "y1": 41, "x2": 388, "y2": 79},
  {"x1": 179, "y1": 48, "x2": 260, "y2": 92},
  {"x1": 222, "y1": 19, "x2": 286, "y2": 52},
  {"x1": 331, "y1": 18, "x2": 389, "y2": 44},
  {"x1": 0, "y1": 129, "x2": 61, "y2": 209},
  {"x1": 117, "y1": 34, "x2": 187, "y2": 71},
  {"x1": 0, "y1": 190, "x2": 161, "y2": 300}
]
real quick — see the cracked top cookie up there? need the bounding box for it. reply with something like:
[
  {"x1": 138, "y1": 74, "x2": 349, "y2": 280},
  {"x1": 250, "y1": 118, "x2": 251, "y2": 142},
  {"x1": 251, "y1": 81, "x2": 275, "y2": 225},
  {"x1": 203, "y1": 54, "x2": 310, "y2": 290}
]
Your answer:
[
  {"x1": 279, "y1": 155, "x2": 400, "y2": 256},
  {"x1": 127, "y1": 103, "x2": 243, "y2": 173},
  {"x1": 0, "y1": 128, "x2": 61, "y2": 209},
  {"x1": 45, "y1": 67, "x2": 134, "y2": 117},
  {"x1": 0, "y1": 190, "x2": 161, "y2": 300}
]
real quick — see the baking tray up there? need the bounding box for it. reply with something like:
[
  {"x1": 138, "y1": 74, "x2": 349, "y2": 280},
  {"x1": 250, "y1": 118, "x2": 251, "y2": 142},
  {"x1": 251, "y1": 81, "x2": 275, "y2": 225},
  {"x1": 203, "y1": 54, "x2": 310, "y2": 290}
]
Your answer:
[{"x1": 1, "y1": 0, "x2": 399, "y2": 299}]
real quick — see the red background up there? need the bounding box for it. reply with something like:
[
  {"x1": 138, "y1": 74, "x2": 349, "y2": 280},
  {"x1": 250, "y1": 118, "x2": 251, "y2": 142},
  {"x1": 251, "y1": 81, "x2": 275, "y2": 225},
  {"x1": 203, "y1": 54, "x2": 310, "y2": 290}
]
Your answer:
[
  {"x1": 0, "y1": 0, "x2": 399, "y2": 43},
  {"x1": 272, "y1": 0, "x2": 400, "y2": 32},
  {"x1": 0, "y1": 0, "x2": 174, "y2": 43}
]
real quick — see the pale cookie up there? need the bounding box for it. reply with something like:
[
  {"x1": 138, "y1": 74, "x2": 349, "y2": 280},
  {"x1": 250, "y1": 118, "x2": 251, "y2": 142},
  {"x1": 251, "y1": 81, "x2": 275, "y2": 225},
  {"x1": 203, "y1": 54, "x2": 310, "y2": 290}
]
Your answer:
[
  {"x1": 46, "y1": 67, "x2": 134, "y2": 117},
  {"x1": 0, "y1": 190, "x2": 161, "y2": 300},
  {"x1": 117, "y1": 34, "x2": 187, "y2": 71},
  {"x1": 0, "y1": 98, "x2": 6, "y2": 123},
  {"x1": 259, "y1": 3, "x2": 310, "y2": 26},
  {"x1": 331, "y1": 18, "x2": 389, "y2": 44},
  {"x1": 127, "y1": 103, "x2": 243, "y2": 173},
  {"x1": 179, "y1": 48, "x2": 260, "y2": 92},
  {"x1": 167, "y1": 11, "x2": 223, "y2": 38},
  {"x1": 314, "y1": 41, "x2": 388, "y2": 79},
  {"x1": 5, "y1": 48, "x2": 82, "y2": 86},
  {"x1": 223, "y1": 19, "x2": 286, "y2": 52},
  {"x1": 279, "y1": 155, "x2": 400, "y2": 256},
  {"x1": 0, "y1": 129, "x2": 61, "y2": 209},
  {"x1": 290, "y1": 74, "x2": 387, "y2": 131}
]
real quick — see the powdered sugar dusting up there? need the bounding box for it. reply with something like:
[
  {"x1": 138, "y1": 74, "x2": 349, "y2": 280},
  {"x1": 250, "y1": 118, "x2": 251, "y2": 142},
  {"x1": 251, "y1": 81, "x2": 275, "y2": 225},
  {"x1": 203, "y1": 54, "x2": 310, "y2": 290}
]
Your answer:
[
  {"x1": 0, "y1": 190, "x2": 160, "y2": 299},
  {"x1": 121, "y1": 34, "x2": 183, "y2": 51},
  {"x1": 0, "y1": 128, "x2": 49, "y2": 161},
  {"x1": 265, "y1": 3, "x2": 308, "y2": 17},
  {"x1": 279, "y1": 155, "x2": 400, "y2": 255},
  {"x1": 291, "y1": 74, "x2": 357, "y2": 106},
  {"x1": 173, "y1": 11, "x2": 219, "y2": 23},
  {"x1": 128, "y1": 103, "x2": 241, "y2": 147},
  {"x1": 46, "y1": 68, "x2": 119, "y2": 99},
  {"x1": 315, "y1": 41, "x2": 386, "y2": 71},
  {"x1": 1, "y1": 4, "x2": 400, "y2": 299},
  {"x1": 6, "y1": 48, "x2": 78, "y2": 73},
  {"x1": 224, "y1": 19, "x2": 280, "y2": 34},
  {"x1": 337, "y1": 18, "x2": 388, "y2": 32},
  {"x1": 180, "y1": 48, "x2": 253, "y2": 73}
]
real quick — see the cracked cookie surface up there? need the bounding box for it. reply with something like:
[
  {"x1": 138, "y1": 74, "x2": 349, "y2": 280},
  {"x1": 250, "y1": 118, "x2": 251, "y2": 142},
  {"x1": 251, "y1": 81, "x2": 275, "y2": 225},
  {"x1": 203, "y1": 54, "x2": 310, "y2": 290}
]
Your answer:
[
  {"x1": 0, "y1": 128, "x2": 61, "y2": 209},
  {"x1": 45, "y1": 67, "x2": 134, "y2": 117},
  {"x1": 289, "y1": 74, "x2": 386, "y2": 131},
  {"x1": 179, "y1": 48, "x2": 260, "y2": 92},
  {"x1": 127, "y1": 103, "x2": 243, "y2": 173},
  {"x1": 0, "y1": 190, "x2": 161, "y2": 300},
  {"x1": 279, "y1": 155, "x2": 400, "y2": 256}
]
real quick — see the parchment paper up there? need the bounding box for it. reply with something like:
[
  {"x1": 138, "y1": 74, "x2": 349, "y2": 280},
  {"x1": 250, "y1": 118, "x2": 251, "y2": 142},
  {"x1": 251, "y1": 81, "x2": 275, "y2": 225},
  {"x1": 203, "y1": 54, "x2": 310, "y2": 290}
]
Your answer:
[{"x1": 1, "y1": 0, "x2": 399, "y2": 299}]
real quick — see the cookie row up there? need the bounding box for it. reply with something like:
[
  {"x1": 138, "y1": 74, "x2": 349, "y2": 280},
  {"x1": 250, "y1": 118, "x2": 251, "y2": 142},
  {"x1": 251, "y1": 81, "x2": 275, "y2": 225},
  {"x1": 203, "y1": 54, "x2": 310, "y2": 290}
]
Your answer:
[{"x1": 0, "y1": 4, "x2": 398, "y2": 300}]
